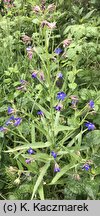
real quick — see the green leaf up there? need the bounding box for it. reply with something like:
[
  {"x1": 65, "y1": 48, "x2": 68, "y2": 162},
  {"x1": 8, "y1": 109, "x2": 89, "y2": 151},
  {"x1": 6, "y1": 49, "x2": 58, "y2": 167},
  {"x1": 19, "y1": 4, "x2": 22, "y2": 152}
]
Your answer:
[
  {"x1": 17, "y1": 160, "x2": 24, "y2": 171},
  {"x1": 34, "y1": 122, "x2": 48, "y2": 137},
  {"x1": 67, "y1": 130, "x2": 83, "y2": 147},
  {"x1": 31, "y1": 121, "x2": 35, "y2": 144},
  {"x1": 0, "y1": 132, "x2": 4, "y2": 138},
  {"x1": 4, "y1": 142, "x2": 51, "y2": 153},
  {"x1": 31, "y1": 162, "x2": 50, "y2": 199},
  {"x1": 54, "y1": 125, "x2": 74, "y2": 136},
  {"x1": 54, "y1": 112, "x2": 60, "y2": 129},
  {"x1": 82, "y1": 9, "x2": 96, "y2": 20},
  {"x1": 38, "y1": 183, "x2": 45, "y2": 200},
  {"x1": 68, "y1": 82, "x2": 77, "y2": 90},
  {"x1": 83, "y1": 130, "x2": 100, "y2": 146},
  {"x1": 32, "y1": 18, "x2": 40, "y2": 25},
  {"x1": 14, "y1": 91, "x2": 21, "y2": 98},
  {"x1": 85, "y1": 186, "x2": 95, "y2": 200},
  {"x1": 4, "y1": 79, "x2": 11, "y2": 83}
]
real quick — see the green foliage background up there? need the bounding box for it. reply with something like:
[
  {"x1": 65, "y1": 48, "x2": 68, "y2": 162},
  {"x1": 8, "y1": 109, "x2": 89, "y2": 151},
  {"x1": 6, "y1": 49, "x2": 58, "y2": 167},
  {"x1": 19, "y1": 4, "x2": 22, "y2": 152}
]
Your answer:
[{"x1": 0, "y1": 0, "x2": 100, "y2": 200}]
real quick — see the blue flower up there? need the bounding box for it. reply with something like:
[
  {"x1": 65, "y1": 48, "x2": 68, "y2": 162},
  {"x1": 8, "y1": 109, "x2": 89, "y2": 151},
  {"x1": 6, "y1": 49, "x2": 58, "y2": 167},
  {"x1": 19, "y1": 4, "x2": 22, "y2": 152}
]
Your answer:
[
  {"x1": 0, "y1": 127, "x2": 4, "y2": 132},
  {"x1": 25, "y1": 159, "x2": 31, "y2": 164},
  {"x1": 57, "y1": 72, "x2": 63, "y2": 78},
  {"x1": 6, "y1": 116, "x2": 22, "y2": 127},
  {"x1": 89, "y1": 100, "x2": 94, "y2": 109},
  {"x1": 8, "y1": 107, "x2": 15, "y2": 114},
  {"x1": 54, "y1": 104, "x2": 63, "y2": 111},
  {"x1": 85, "y1": 122, "x2": 95, "y2": 130},
  {"x1": 54, "y1": 163, "x2": 60, "y2": 172},
  {"x1": 51, "y1": 151, "x2": 57, "y2": 159},
  {"x1": 82, "y1": 164, "x2": 91, "y2": 171},
  {"x1": 56, "y1": 92, "x2": 66, "y2": 100},
  {"x1": 37, "y1": 110, "x2": 44, "y2": 116},
  {"x1": 27, "y1": 147, "x2": 35, "y2": 154},
  {"x1": 0, "y1": 126, "x2": 7, "y2": 132},
  {"x1": 54, "y1": 48, "x2": 63, "y2": 55},
  {"x1": 14, "y1": 118, "x2": 22, "y2": 126},
  {"x1": 6, "y1": 116, "x2": 15, "y2": 125},
  {"x1": 32, "y1": 72, "x2": 37, "y2": 78}
]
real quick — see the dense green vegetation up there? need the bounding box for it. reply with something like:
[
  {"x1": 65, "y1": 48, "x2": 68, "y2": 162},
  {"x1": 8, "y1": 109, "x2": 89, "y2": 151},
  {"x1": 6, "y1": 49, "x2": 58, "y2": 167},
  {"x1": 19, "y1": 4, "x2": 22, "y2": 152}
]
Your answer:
[{"x1": 0, "y1": 0, "x2": 100, "y2": 200}]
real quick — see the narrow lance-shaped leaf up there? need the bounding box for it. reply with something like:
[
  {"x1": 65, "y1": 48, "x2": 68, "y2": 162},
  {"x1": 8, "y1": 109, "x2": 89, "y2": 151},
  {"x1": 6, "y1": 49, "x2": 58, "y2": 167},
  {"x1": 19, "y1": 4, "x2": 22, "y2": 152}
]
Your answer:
[
  {"x1": 31, "y1": 121, "x2": 35, "y2": 144},
  {"x1": 31, "y1": 162, "x2": 50, "y2": 200},
  {"x1": 38, "y1": 183, "x2": 45, "y2": 200},
  {"x1": 4, "y1": 142, "x2": 51, "y2": 152}
]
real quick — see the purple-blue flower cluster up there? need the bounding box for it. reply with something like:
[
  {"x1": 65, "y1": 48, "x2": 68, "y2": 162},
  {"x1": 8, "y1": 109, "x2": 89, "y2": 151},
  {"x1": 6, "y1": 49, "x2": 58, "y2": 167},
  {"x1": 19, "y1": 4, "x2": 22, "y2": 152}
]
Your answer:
[
  {"x1": 82, "y1": 164, "x2": 91, "y2": 171},
  {"x1": 37, "y1": 110, "x2": 44, "y2": 116},
  {"x1": 8, "y1": 107, "x2": 15, "y2": 114},
  {"x1": 85, "y1": 122, "x2": 95, "y2": 130},
  {"x1": 6, "y1": 115, "x2": 15, "y2": 125},
  {"x1": 14, "y1": 117, "x2": 22, "y2": 126},
  {"x1": 0, "y1": 126, "x2": 7, "y2": 132},
  {"x1": 56, "y1": 92, "x2": 66, "y2": 100},
  {"x1": 0, "y1": 107, "x2": 22, "y2": 132},
  {"x1": 54, "y1": 48, "x2": 63, "y2": 55},
  {"x1": 6, "y1": 116, "x2": 22, "y2": 127},
  {"x1": 32, "y1": 72, "x2": 37, "y2": 78},
  {"x1": 25, "y1": 159, "x2": 31, "y2": 164},
  {"x1": 54, "y1": 104, "x2": 63, "y2": 111},
  {"x1": 27, "y1": 147, "x2": 35, "y2": 154},
  {"x1": 25, "y1": 148, "x2": 35, "y2": 164},
  {"x1": 51, "y1": 151, "x2": 57, "y2": 159}
]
